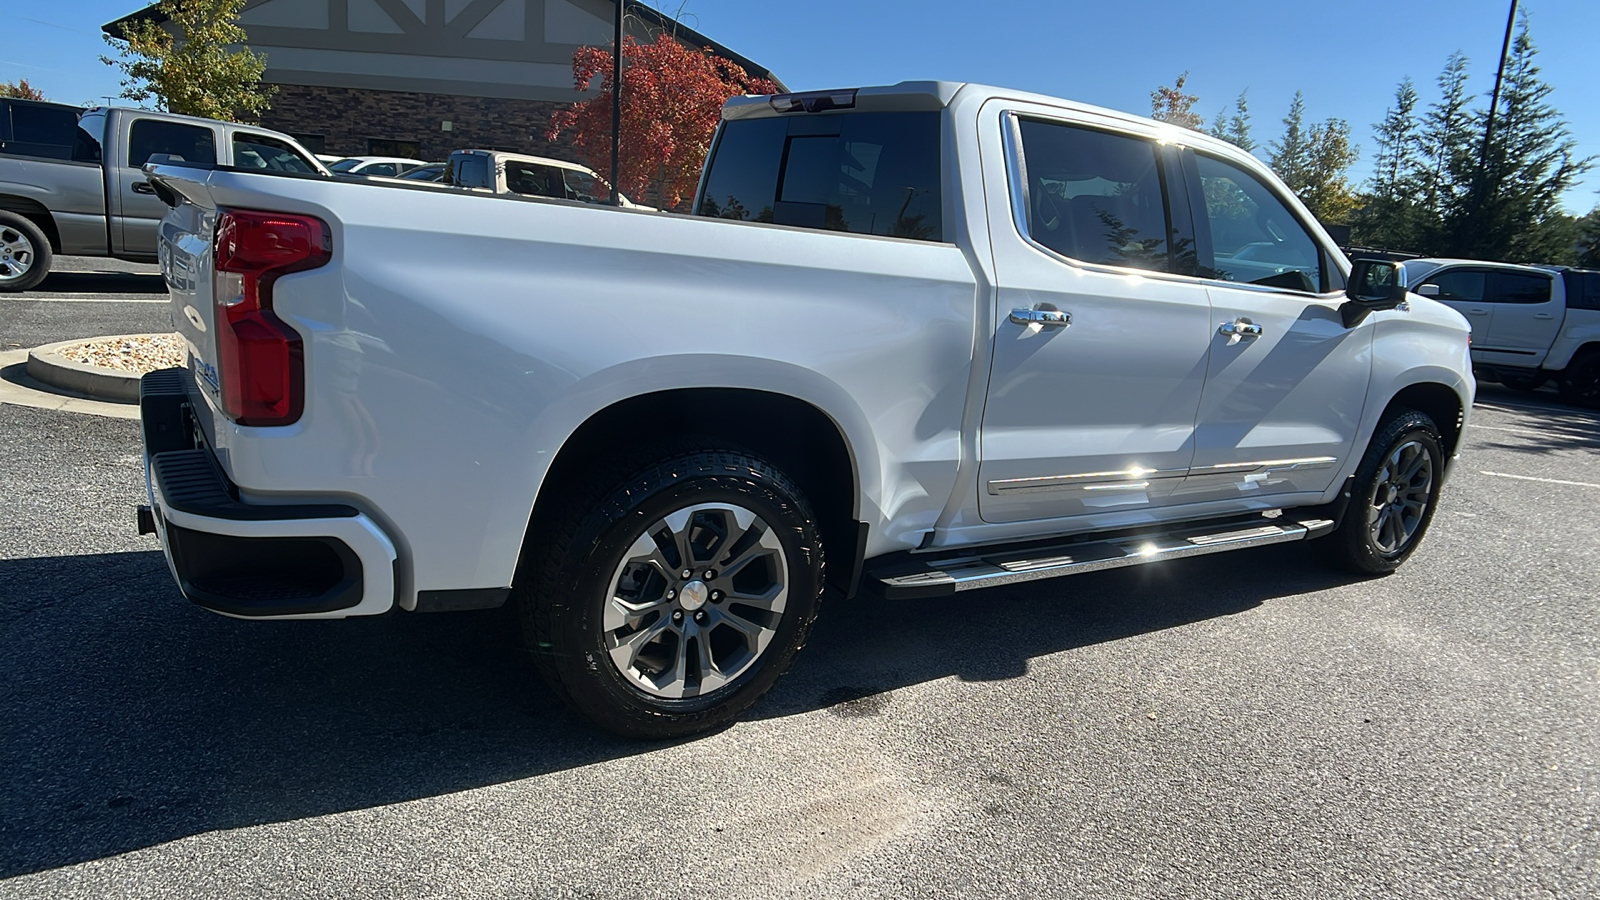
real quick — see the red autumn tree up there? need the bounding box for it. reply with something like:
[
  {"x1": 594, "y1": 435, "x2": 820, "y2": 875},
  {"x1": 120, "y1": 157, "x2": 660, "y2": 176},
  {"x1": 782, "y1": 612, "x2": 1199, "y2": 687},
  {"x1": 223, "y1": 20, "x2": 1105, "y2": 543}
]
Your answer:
[{"x1": 547, "y1": 34, "x2": 778, "y2": 210}]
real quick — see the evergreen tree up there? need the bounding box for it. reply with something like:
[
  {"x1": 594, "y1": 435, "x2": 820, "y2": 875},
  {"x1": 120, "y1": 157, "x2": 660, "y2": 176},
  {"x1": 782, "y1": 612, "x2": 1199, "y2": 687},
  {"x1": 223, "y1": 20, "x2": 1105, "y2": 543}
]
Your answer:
[
  {"x1": 1352, "y1": 78, "x2": 1424, "y2": 249},
  {"x1": 1150, "y1": 72, "x2": 1204, "y2": 131},
  {"x1": 1209, "y1": 90, "x2": 1254, "y2": 152},
  {"x1": 1440, "y1": 16, "x2": 1592, "y2": 262},
  {"x1": 1412, "y1": 53, "x2": 1475, "y2": 246},
  {"x1": 1269, "y1": 92, "x2": 1310, "y2": 183},
  {"x1": 1578, "y1": 206, "x2": 1600, "y2": 268}
]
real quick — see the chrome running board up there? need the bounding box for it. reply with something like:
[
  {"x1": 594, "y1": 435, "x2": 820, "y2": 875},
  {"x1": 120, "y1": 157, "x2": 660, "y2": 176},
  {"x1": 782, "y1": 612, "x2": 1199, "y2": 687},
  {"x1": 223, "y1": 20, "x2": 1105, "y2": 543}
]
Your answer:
[{"x1": 869, "y1": 515, "x2": 1335, "y2": 599}]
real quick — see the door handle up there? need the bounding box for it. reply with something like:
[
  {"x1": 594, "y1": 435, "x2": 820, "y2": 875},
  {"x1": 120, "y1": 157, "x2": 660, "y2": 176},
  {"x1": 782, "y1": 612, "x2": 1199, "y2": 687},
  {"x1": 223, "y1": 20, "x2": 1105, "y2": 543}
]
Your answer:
[
  {"x1": 1009, "y1": 308, "x2": 1070, "y2": 328},
  {"x1": 1218, "y1": 319, "x2": 1263, "y2": 338},
  {"x1": 132, "y1": 181, "x2": 157, "y2": 194},
  {"x1": 1533, "y1": 312, "x2": 1556, "y2": 320},
  {"x1": 1466, "y1": 308, "x2": 1489, "y2": 316}
]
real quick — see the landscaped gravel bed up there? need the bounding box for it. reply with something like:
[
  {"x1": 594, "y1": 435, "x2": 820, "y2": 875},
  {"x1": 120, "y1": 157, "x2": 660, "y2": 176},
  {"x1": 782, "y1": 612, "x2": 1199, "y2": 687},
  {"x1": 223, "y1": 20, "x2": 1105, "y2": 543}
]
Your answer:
[{"x1": 55, "y1": 333, "x2": 186, "y2": 375}]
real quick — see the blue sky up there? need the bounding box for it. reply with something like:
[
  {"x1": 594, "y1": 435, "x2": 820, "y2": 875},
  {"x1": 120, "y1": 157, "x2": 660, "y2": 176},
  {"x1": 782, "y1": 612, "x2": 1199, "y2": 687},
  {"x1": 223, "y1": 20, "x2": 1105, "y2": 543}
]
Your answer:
[{"x1": 6, "y1": 0, "x2": 1597, "y2": 212}]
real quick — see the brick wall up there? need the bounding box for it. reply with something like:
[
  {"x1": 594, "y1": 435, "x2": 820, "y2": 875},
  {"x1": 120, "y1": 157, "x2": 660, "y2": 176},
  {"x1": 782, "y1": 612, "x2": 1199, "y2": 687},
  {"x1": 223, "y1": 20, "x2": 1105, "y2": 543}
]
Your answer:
[{"x1": 260, "y1": 84, "x2": 588, "y2": 164}]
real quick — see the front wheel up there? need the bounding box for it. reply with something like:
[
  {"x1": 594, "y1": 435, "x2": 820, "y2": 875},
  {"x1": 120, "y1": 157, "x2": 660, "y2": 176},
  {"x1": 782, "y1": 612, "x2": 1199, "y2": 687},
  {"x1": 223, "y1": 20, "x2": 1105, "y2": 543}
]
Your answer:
[
  {"x1": 517, "y1": 448, "x2": 824, "y2": 739},
  {"x1": 1322, "y1": 410, "x2": 1445, "y2": 575}
]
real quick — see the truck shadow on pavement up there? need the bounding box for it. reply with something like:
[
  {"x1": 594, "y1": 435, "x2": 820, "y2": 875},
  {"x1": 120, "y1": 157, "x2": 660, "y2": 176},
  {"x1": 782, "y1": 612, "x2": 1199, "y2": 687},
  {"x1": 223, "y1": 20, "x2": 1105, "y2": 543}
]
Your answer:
[
  {"x1": 1470, "y1": 388, "x2": 1600, "y2": 456},
  {"x1": 0, "y1": 542, "x2": 1359, "y2": 877},
  {"x1": 31, "y1": 269, "x2": 167, "y2": 295}
]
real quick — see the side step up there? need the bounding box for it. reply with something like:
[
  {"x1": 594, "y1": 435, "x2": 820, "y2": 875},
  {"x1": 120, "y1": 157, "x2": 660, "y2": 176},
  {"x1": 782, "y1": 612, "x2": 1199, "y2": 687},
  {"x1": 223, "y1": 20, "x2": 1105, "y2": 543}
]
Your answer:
[{"x1": 869, "y1": 515, "x2": 1334, "y2": 600}]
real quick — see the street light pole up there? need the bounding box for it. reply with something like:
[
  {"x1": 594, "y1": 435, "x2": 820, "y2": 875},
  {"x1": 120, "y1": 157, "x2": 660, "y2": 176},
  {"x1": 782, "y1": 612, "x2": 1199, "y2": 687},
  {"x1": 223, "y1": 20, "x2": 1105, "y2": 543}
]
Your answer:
[{"x1": 610, "y1": 0, "x2": 623, "y2": 205}]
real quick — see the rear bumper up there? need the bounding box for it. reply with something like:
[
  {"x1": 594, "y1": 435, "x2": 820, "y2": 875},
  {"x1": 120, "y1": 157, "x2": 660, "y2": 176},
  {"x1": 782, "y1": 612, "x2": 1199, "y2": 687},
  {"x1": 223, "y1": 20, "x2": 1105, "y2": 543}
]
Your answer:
[{"x1": 140, "y1": 368, "x2": 397, "y2": 619}]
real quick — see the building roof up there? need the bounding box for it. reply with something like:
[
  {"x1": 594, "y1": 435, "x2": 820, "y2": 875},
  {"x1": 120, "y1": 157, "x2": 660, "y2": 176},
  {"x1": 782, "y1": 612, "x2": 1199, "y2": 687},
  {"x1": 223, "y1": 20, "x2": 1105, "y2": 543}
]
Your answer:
[{"x1": 102, "y1": 1, "x2": 786, "y2": 90}]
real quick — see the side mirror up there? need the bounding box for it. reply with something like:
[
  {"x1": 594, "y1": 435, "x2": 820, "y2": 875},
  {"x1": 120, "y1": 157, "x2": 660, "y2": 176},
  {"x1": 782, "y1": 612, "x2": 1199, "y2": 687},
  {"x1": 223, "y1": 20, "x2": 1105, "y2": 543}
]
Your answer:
[
  {"x1": 1341, "y1": 259, "x2": 1410, "y2": 328},
  {"x1": 1415, "y1": 283, "x2": 1440, "y2": 297}
]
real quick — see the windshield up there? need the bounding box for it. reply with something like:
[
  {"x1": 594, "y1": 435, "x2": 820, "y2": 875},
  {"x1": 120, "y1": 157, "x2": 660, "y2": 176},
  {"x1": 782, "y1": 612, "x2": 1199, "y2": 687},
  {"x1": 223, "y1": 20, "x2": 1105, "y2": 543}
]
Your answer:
[{"x1": 329, "y1": 159, "x2": 361, "y2": 172}]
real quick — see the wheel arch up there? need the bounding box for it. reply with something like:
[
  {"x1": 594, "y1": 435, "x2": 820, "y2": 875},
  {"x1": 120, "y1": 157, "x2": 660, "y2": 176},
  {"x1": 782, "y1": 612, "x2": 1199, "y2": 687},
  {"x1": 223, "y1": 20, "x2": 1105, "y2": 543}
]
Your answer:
[
  {"x1": 1381, "y1": 381, "x2": 1466, "y2": 460},
  {"x1": 522, "y1": 386, "x2": 869, "y2": 598},
  {"x1": 0, "y1": 195, "x2": 61, "y2": 253}
]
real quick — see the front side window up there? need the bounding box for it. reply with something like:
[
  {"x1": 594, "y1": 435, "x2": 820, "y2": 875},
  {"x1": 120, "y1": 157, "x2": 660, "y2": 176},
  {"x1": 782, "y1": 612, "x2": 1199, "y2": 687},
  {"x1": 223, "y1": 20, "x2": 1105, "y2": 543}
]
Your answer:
[
  {"x1": 128, "y1": 119, "x2": 216, "y2": 167},
  {"x1": 1423, "y1": 269, "x2": 1487, "y2": 302},
  {"x1": 562, "y1": 169, "x2": 603, "y2": 202},
  {"x1": 1486, "y1": 271, "x2": 1552, "y2": 304},
  {"x1": 232, "y1": 134, "x2": 317, "y2": 173},
  {"x1": 1016, "y1": 118, "x2": 1172, "y2": 272},
  {"x1": 697, "y1": 111, "x2": 943, "y2": 242},
  {"x1": 1195, "y1": 153, "x2": 1321, "y2": 292}
]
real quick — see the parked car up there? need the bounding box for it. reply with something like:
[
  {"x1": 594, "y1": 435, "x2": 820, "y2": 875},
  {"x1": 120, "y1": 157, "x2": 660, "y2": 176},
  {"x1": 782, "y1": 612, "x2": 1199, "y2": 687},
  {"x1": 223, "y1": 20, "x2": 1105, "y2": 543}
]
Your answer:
[
  {"x1": 327, "y1": 156, "x2": 428, "y2": 178},
  {"x1": 446, "y1": 149, "x2": 649, "y2": 208},
  {"x1": 397, "y1": 162, "x2": 447, "y2": 182},
  {"x1": 139, "y1": 81, "x2": 1473, "y2": 738},
  {"x1": 0, "y1": 98, "x2": 325, "y2": 292},
  {"x1": 1402, "y1": 258, "x2": 1600, "y2": 406}
]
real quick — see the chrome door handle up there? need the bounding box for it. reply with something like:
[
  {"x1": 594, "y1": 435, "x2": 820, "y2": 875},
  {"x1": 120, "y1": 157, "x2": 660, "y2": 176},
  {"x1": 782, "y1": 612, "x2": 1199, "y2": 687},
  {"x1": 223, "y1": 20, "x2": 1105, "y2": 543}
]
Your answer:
[
  {"x1": 1218, "y1": 319, "x2": 1263, "y2": 338},
  {"x1": 1009, "y1": 308, "x2": 1071, "y2": 328}
]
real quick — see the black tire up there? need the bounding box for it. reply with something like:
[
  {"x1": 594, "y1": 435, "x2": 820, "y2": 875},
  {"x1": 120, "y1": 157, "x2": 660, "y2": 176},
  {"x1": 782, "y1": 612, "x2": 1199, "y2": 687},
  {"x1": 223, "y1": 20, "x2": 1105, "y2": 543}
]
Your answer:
[
  {"x1": 0, "y1": 211, "x2": 52, "y2": 293},
  {"x1": 515, "y1": 447, "x2": 824, "y2": 739},
  {"x1": 1558, "y1": 351, "x2": 1600, "y2": 409},
  {"x1": 1322, "y1": 410, "x2": 1445, "y2": 576},
  {"x1": 1497, "y1": 371, "x2": 1545, "y2": 392}
]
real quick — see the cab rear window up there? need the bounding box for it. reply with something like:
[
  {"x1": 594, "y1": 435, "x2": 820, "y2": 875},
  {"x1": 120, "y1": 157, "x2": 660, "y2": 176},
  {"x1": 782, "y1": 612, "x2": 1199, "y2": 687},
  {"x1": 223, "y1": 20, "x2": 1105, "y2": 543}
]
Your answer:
[{"x1": 697, "y1": 111, "x2": 943, "y2": 242}]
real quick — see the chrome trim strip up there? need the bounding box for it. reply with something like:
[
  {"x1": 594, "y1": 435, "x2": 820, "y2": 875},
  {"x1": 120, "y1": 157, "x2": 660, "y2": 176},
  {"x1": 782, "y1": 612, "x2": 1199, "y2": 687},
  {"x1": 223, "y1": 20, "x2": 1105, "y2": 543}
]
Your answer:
[
  {"x1": 988, "y1": 467, "x2": 1186, "y2": 495},
  {"x1": 1185, "y1": 456, "x2": 1337, "y2": 476}
]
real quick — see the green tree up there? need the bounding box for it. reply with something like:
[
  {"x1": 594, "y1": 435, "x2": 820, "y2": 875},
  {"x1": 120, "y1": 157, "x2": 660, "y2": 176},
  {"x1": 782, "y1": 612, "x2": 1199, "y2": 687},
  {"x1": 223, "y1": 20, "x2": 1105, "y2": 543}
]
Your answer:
[
  {"x1": 1440, "y1": 17, "x2": 1592, "y2": 263},
  {"x1": 102, "y1": 0, "x2": 272, "y2": 122},
  {"x1": 1412, "y1": 53, "x2": 1475, "y2": 242},
  {"x1": 1208, "y1": 90, "x2": 1254, "y2": 152},
  {"x1": 1150, "y1": 72, "x2": 1203, "y2": 131},
  {"x1": 1351, "y1": 78, "x2": 1424, "y2": 249},
  {"x1": 1578, "y1": 206, "x2": 1600, "y2": 268},
  {"x1": 0, "y1": 79, "x2": 46, "y2": 100},
  {"x1": 1270, "y1": 93, "x2": 1359, "y2": 223}
]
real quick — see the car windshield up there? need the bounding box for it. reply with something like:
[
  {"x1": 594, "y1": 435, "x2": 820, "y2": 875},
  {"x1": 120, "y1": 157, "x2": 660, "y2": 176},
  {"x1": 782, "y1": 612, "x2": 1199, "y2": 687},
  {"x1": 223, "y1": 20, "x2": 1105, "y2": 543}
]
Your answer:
[{"x1": 328, "y1": 159, "x2": 362, "y2": 172}]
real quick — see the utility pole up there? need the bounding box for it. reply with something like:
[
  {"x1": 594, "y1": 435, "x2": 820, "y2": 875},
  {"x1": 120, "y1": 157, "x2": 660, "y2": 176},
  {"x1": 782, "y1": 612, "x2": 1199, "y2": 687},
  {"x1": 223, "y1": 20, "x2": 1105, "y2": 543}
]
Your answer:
[
  {"x1": 610, "y1": 0, "x2": 623, "y2": 205},
  {"x1": 1479, "y1": 0, "x2": 1520, "y2": 175}
]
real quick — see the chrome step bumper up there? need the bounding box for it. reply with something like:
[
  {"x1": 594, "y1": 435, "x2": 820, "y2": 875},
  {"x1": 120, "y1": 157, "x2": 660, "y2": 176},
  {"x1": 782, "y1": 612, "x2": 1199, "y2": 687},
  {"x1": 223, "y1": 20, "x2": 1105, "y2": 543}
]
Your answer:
[{"x1": 869, "y1": 516, "x2": 1335, "y2": 599}]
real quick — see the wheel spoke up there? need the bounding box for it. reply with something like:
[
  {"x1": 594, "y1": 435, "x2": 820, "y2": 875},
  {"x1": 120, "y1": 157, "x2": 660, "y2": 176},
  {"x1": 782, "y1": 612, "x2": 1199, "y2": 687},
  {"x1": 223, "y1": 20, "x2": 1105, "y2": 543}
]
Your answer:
[{"x1": 606, "y1": 617, "x2": 672, "y2": 672}]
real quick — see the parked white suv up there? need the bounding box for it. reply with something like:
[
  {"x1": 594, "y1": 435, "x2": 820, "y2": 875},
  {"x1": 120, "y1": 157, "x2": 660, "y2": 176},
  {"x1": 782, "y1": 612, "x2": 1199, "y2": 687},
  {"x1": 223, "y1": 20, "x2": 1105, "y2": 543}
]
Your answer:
[
  {"x1": 445, "y1": 149, "x2": 650, "y2": 208},
  {"x1": 1403, "y1": 259, "x2": 1600, "y2": 406},
  {"x1": 327, "y1": 156, "x2": 428, "y2": 177},
  {"x1": 141, "y1": 82, "x2": 1473, "y2": 738}
]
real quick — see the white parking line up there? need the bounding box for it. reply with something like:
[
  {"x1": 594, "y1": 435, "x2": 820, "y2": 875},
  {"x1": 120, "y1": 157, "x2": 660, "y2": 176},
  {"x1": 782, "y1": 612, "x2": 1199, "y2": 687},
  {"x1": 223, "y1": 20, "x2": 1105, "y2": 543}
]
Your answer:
[
  {"x1": 15, "y1": 297, "x2": 168, "y2": 304},
  {"x1": 1480, "y1": 471, "x2": 1600, "y2": 489},
  {"x1": 1468, "y1": 423, "x2": 1570, "y2": 438}
]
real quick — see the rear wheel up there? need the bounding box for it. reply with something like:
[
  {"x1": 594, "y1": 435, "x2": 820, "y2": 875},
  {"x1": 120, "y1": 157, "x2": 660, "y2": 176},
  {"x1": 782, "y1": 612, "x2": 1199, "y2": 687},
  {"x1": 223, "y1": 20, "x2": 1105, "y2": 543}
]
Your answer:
[
  {"x1": 0, "y1": 211, "x2": 51, "y2": 293},
  {"x1": 1323, "y1": 410, "x2": 1444, "y2": 575},
  {"x1": 1558, "y1": 351, "x2": 1600, "y2": 409},
  {"x1": 517, "y1": 448, "x2": 824, "y2": 739}
]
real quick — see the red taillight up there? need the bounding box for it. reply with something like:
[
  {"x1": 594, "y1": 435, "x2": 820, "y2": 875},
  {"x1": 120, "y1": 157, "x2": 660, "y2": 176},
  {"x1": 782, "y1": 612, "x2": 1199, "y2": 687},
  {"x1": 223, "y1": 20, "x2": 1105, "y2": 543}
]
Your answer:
[{"x1": 213, "y1": 209, "x2": 330, "y2": 426}]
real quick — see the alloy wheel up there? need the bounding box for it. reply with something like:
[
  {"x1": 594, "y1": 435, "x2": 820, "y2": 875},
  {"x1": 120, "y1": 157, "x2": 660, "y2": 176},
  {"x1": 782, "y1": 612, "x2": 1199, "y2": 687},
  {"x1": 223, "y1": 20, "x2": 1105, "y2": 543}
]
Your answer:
[{"x1": 1367, "y1": 439, "x2": 1434, "y2": 555}]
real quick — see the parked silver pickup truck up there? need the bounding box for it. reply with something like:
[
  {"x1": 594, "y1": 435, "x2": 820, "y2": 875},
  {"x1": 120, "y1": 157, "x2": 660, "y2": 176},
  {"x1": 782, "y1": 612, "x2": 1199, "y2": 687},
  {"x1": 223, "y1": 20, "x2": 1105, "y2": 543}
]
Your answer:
[{"x1": 0, "y1": 98, "x2": 324, "y2": 291}]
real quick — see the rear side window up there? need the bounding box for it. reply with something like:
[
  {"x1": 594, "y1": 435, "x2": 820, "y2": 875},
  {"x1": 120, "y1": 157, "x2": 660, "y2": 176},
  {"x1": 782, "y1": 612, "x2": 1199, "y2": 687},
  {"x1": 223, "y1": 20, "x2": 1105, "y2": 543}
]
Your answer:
[
  {"x1": 2, "y1": 103, "x2": 93, "y2": 161},
  {"x1": 506, "y1": 161, "x2": 562, "y2": 197},
  {"x1": 697, "y1": 111, "x2": 943, "y2": 242},
  {"x1": 1016, "y1": 119, "x2": 1172, "y2": 272},
  {"x1": 1582, "y1": 273, "x2": 1600, "y2": 311},
  {"x1": 1423, "y1": 269, "x2": 1487, "y2": 302},
  {"x1": 128, "y1": 119, "x2": 216, "y2": 167},
  {"x1": 232, "y1": 134, "x2": 317, "y2": 173},
  {"x1": 1486, "y1": 271, "x2": 1552, "y2": 304}
]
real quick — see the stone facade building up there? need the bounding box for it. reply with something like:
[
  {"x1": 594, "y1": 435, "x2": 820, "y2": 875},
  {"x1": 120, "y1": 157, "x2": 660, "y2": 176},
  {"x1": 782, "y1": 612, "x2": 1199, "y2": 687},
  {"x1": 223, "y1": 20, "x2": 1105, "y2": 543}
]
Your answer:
[{"x1": 103, "y1": 0, "x2": 783, "y2": 162}]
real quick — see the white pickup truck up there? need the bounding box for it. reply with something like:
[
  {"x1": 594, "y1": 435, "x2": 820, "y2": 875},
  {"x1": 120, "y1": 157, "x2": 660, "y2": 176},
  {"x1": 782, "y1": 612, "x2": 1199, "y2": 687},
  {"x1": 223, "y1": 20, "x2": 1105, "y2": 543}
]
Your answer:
[
  {"x1": 1403, "y1": 258, "x2": 1600, "y2": 406},
  {"x1": 139, "y1": 82, "x2": 1473, "y2": 738}
]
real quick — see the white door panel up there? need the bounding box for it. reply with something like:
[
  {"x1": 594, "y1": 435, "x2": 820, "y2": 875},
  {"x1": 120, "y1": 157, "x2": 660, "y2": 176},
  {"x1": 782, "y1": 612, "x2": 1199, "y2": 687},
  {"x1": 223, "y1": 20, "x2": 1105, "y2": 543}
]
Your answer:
[{"x1": 1180, "y1": 286, "x2": 1369, "y2": 503}]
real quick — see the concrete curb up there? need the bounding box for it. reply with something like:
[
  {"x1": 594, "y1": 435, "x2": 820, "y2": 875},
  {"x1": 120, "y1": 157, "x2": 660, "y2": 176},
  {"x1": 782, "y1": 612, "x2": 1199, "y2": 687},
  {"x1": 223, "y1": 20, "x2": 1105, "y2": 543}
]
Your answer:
[
  {"x1": 0, "y1": 349, "x2": 139, "y2": 419},
  {"x1": 25, "y1": 336, "x2": 162, "y2": 404}
]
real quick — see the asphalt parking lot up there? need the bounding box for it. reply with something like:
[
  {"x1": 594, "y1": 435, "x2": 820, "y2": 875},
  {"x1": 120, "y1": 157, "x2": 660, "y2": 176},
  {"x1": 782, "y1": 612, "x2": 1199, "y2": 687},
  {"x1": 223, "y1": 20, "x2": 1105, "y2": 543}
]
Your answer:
[{"x1": 1, "y1": 262, "x2": 1596, "y2": 899}]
